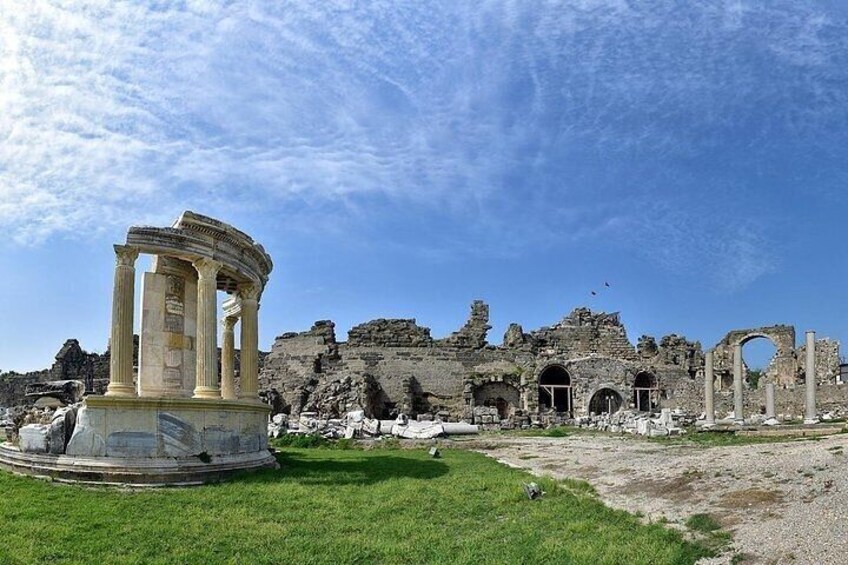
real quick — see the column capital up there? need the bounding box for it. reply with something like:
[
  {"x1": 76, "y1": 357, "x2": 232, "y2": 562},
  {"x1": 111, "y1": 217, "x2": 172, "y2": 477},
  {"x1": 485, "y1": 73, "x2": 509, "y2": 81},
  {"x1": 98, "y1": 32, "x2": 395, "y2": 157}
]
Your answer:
[
  {"x1": 113, "y1": 244, "x2": 139, "y2": 267},
  {"x1": 237, "y1": 281, "x2": 260, "y2": 301},
  {"x1": 193, "y1": 257, "x2": 223, "y2": 280},
  {"x1": 222, "y1": 315, "x2": 239, "y2": 331}
]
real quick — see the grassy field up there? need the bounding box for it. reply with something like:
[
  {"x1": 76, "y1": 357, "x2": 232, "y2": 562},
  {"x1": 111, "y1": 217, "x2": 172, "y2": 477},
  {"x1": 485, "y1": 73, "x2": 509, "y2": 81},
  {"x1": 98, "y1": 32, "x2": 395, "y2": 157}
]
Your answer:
[{"x1": 0, "y1": 446, "x2": 713, "y2": 564}]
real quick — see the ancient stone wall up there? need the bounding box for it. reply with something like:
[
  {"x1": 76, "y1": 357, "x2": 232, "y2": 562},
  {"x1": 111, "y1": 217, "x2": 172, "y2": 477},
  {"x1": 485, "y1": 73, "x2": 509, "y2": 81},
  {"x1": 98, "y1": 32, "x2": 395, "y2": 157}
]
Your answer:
[
  {"x1": 668, "y1": 380, "x2": 848, "y2": 420},
  {"x1": 797, "y1": 338, "x2": 841, "y2": 385},
  {"x1": 528, "y1": 308, "x2": 638, "y2": 361},
  {"x1": 259, "y1": 303, "x2": 704, "y2": 421}
]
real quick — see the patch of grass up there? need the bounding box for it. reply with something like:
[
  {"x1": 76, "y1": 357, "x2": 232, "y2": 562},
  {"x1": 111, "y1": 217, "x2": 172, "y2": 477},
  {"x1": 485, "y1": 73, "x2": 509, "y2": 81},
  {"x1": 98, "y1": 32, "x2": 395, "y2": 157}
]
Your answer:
[
  {"x1": 0, "y1": 448, "x2": 713, "y2": 564},
  {"x1": 651, "y1": 430, "x2": 819, "y2": 448},
  {"x1": 270, "y1": 434, "x2": 356, "y2": 450},
  {"x1": 685, "y1": 513, "x2": 721, "y2": 534},
  {"x1": 685, "y1": 513, "x2": 732, "y2": 554},
  {"x1": 507, "y1": 425, "x2": 574, "y2": 438}
]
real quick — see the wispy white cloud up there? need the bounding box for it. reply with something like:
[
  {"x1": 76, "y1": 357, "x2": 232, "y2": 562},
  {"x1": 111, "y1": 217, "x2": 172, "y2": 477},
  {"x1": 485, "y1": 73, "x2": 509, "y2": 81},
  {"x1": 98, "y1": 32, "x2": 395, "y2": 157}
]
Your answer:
[{"x1": 0, "y1": 1, "x2": 845, "y2": 291}]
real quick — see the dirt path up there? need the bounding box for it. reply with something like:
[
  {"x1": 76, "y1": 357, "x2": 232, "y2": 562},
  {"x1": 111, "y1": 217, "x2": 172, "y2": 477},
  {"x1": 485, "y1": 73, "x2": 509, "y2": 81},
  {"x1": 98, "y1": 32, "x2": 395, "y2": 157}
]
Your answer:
[{"x1": 471, "y1": 434, "x2": 848, "y2": 564}]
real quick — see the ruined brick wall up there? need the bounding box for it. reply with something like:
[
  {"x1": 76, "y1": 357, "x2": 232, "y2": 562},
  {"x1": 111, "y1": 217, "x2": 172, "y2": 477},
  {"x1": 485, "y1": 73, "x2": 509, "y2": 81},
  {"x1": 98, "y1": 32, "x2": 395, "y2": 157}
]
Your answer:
[
  {"x1": 259, "y1": 303, "x2": 704, "y2": 420},
  {"x1": 0, "y1": 371, "x2": 50, "y2": 407},
  {"x1": 796, "y1": 338, "x2": 841, "y2": 385}
]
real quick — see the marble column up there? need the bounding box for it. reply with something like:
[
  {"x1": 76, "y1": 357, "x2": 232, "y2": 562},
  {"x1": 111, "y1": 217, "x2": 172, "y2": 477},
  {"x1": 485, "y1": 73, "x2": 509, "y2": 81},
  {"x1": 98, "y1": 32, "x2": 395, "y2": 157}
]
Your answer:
[
  {"x1": 733, "y1": 343, "x2": 744, "y2": 423},
  {"x1": 221, "y1": 316, "x2": 238, "y2": 400},
  {"x1": 765, "y1": 382, "x2": 776, "y2": 420},
  {"x1": 704, "y1": 350, "x2": 715, "y2": 427},
  {"x1": 804, "y1": 330, "x2": 818, "y2": 424},
  {"x1": 106, "y1": 245, "x2": 139, "y2": 397},
  {"x1": 193, "y1": 258, "x2": 222, "y2": 399},
  {"x1": 238, "y1": 283, "x2": 260, "y2": 401}
]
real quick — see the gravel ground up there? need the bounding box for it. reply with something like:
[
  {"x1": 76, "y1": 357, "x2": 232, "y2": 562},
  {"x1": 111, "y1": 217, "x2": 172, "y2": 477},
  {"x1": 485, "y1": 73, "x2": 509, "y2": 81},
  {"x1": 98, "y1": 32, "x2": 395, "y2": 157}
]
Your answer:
[{"x1": 471, "y1": 434, "x2": 848, "y2": 564}]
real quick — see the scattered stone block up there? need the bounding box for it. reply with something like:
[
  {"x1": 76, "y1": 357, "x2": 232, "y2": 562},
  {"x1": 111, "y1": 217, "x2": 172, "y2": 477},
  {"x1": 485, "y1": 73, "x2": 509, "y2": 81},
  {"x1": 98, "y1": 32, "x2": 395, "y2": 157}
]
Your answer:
[{"x1": 19, "y1": 424, "x2": 49, "y2": 453}]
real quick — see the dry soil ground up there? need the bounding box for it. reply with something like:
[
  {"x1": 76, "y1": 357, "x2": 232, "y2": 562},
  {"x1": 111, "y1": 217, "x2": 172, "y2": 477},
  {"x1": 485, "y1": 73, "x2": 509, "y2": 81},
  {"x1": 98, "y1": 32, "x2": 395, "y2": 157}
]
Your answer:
[{"x1": 471, "y1": 434, "x2": 848, "y2": 565}]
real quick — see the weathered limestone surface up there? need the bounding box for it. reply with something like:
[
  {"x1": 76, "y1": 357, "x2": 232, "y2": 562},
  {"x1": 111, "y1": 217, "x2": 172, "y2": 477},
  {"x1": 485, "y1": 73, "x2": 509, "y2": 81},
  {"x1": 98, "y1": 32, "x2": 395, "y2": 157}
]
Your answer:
[
  {"x1": 138, "y1": 265, "x2": 198, "y2": 398},
  {"x1": 260, "y1": 304, "x2": 705, "y2": 422},
  {"x1": 65, "y1": 398, "x2": 268, "y2": 459}
]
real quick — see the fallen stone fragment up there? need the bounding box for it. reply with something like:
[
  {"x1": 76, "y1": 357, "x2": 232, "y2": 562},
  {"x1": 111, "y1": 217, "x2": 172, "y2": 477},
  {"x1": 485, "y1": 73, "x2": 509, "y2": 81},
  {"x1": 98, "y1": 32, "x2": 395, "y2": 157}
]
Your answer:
[{"x1": 523, "y1": 482, "x2": 543, "y2": 500}]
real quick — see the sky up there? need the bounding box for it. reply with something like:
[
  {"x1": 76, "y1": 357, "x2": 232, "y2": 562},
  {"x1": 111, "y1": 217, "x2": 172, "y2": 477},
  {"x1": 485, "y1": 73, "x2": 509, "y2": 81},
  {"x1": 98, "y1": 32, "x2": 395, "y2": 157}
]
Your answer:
[{"x1": 1, "y1": 0, "x2": 847, "y2": 372}]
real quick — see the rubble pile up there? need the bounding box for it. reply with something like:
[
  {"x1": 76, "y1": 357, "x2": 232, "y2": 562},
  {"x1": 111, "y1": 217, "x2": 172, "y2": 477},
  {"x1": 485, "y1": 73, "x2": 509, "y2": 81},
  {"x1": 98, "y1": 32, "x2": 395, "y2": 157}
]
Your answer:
[
  {"x1": 470, "y1": 406, "x2": 531, "y2": 431},
  {"x1": 268, "y1": 410, "x2": 479, "y2": 441},
  {"x1": 301, "y1": 374, "x2": 383, "y2": 419},
  {"x1": 3, "y1": 404, "x2": 79, "y2": 454},
  {"x1": 574, "y1": 408, "x2": 693, "y2": 437}
]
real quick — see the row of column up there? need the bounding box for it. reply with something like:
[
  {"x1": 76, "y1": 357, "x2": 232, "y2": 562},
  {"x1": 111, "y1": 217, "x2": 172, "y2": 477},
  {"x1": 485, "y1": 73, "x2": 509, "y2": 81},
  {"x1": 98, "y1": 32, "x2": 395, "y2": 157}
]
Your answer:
[
  {"x1": 105, "y1": 245, "x2": 260, "y2": 401},
  {"x1": 703, "y1": 331, "x2": 818, "y2": 426}
]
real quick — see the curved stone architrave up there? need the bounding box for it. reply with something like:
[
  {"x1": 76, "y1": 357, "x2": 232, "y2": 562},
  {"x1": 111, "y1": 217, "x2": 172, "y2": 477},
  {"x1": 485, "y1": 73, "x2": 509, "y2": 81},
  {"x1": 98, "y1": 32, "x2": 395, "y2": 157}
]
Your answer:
[{"x1": 125, "y1": 211, "x2": 273, "y2": 296}]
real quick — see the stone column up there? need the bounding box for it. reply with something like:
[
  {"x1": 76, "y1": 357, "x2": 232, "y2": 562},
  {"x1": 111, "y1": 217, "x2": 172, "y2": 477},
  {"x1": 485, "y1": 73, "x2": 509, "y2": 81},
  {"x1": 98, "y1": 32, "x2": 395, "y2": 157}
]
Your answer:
[
  {"x1": 193, "y1": 258, "x2": 222, "y2": 399},
  {"x1": 106, "y1": 245, "x2": 139, "y2": 397},
  {"x1": 704, "y1": 350, "x2": 715, "y2": 427},
  {"x1": 221, "y1": 316, "x2": 238, "y2": 400},
  {"x1": 238, "y1": 282, "x2": 260, "y2": 401},
  {"x1": 804, "y1": 330, "x2": 818, "y2": 424},
  {"x1": 733, "y1": 343, "x2": 744, "y2": 423},
  {"x1": 765, "y1": 382, "x2": 776, "y2": 420}
]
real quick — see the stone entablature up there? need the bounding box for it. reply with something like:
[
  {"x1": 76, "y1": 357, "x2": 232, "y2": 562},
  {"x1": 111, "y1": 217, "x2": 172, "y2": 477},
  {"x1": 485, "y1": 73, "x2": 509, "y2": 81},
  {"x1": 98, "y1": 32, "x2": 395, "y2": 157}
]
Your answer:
[{"x1": 127, "y1": 211, "x2": 272, "y2": 294}]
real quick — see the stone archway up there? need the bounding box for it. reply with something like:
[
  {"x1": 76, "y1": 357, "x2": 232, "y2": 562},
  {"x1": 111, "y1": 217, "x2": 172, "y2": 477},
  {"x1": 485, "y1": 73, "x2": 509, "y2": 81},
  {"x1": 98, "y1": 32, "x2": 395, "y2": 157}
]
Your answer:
[
  {"x1": 473, "y1": 382, "x2": 520, "y2": 419},
  {"x1": 589, "y1": 388, "x2": 623, "y2": 415},
  {"x1": 538, "y1": 364, "x2": 573, "y2": 413},
  {"x1": 717, "y1": 326, "x2": 797, "y2": 387}
]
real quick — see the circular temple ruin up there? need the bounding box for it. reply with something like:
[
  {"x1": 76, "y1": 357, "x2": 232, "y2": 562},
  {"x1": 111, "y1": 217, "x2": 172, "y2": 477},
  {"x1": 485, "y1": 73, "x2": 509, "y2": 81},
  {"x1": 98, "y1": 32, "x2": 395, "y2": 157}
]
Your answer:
[{"x1": 0, "y1": 211, "x2": 277, "y2": 485}]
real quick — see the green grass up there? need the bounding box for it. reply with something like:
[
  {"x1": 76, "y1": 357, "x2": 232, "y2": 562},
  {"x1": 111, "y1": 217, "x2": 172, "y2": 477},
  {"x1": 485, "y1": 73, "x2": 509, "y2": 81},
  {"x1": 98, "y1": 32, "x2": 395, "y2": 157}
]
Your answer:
[
  {"x1": 685, "y1": 513, "x2": 721, "y2": 533},
  {"x1": 684, "y1": 513, "x2": 732, "y2": 554},
  {"x1": 505, "y1": 425, "x2": 577, "y2": 438},
  {"x1": 0, "y1": 447, "x2": 713, "y2": 564},
  {"x1": 649, "y1": 430, "x2": 823, "y2": 448}
]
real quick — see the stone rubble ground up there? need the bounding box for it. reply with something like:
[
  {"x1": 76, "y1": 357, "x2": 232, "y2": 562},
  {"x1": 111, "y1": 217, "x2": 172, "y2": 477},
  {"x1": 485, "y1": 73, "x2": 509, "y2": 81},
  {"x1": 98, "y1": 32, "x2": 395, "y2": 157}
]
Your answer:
[{"x1": 472, "y1": 432, "x2": 848, "y2": 565}]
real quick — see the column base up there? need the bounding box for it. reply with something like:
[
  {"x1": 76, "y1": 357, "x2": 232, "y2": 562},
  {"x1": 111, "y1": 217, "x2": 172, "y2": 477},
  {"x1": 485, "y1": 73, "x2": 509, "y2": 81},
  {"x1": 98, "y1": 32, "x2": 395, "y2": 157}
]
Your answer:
[
  {"x1": 733, "y1": 419, "x2": 745, "y2": 426},
  {"x1": 804, "y1": 418, "x2": 819, "y2": 425},
  {"x1": 192, "y1": 386, "x2": 222, "y2": 399},
  {"x1": 105, "y1": 383, "x2": 136, "y2": 397}
]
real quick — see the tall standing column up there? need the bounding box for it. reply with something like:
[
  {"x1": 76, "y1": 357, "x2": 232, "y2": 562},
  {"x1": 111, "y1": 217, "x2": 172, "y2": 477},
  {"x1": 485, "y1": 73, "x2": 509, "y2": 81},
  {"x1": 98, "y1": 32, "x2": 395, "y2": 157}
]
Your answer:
[
  {"x1": 733, "y1": 343, "x2": 744, "y2": 423},
  {"x1": 106, "y1": 245, "x2": 139, "y2": 397},
  {"x1": 765, "y1": 382, "x2": 776, "y2": 420},
  {"x1": 704, "y1": 350, "x2": 715, "y2": 427},
  {"x1": 238, "y1": 283, "x2": 260, "y2": 401},
  {"x1": 804, "y1": 330, "x2": 818, "y2": 424},
  {"x1": 193, "y1": 258, "x2": 222, "y2": 399},
  {"x1": 221, "y1": 316, "x2": 238, "y2": 400}
]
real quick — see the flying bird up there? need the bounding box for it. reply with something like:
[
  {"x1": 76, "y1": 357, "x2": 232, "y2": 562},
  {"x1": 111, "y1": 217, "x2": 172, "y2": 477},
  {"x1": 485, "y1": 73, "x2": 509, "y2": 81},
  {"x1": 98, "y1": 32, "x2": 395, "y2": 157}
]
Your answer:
[{"x1": 605, "y1": 282, "x2": 610, "y2": 287}]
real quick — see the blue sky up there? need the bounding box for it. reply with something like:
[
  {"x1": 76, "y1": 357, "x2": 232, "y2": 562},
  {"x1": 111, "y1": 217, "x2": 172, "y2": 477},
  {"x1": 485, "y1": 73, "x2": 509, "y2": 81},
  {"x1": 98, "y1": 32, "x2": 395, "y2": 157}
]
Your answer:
[{"x1": 1, "y1": 1, "x2": 847, "y2": 372}]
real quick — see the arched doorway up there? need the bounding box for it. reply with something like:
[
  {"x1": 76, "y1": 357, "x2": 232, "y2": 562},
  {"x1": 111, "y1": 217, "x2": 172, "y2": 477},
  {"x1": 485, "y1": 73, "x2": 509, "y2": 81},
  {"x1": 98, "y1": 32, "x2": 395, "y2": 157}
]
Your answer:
[
  {"x1": 538, "y1": 365, "x2": 572, "y2": 414},
  {"x1": 633, "y1": 372, "x2": 658, "y2": 412},
  {"x1": 589, "y1": 388, "x2": 622, "y2": 415},
  {"x1": 474, "y1": 382, "x2": 520, "y2": 419}
]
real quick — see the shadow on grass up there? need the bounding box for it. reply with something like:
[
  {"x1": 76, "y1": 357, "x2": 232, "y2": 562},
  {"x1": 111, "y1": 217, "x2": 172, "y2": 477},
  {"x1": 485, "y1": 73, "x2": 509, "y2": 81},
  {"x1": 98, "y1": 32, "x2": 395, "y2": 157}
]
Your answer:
[{"x1": 238, "y1": 451, "x2": 449, "y2": 486}]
